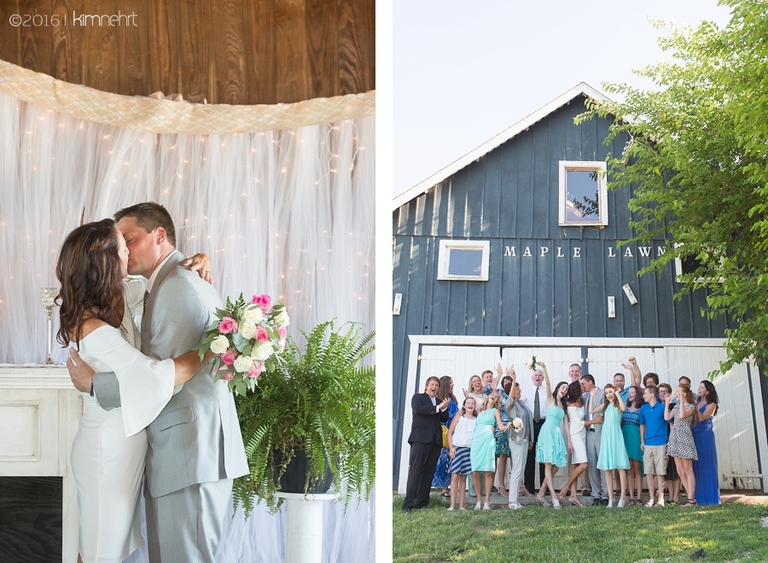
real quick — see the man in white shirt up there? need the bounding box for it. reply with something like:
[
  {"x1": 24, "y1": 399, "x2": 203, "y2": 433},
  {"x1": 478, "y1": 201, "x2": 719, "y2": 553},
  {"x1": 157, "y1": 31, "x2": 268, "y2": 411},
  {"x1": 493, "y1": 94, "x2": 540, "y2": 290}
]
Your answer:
[
  {"x1": 581, "y1": 373, "x2": 608, "y2": 506},
  {"x1": 522, "y1": 368, "x2": 546, "y2": 495}
]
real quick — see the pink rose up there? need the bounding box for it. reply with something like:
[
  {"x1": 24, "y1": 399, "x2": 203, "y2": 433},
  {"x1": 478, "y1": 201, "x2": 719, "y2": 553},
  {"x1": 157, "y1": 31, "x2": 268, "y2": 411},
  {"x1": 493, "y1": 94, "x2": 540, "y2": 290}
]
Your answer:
[
  {"x1": 218, "y1": 316, "x2": 238, "y2": 334},
  {"x1": 251, "y1": 293, "x2": 272, "y2": 312},
  {"x1": 247, "y1": 362, "x2": 264, "y2": 379},
  {"x1": 255, "y1": 325, "x2": 269, "y2": 342},
  {"x1": 221, "y1": 350, "x2": 237, "y2": 365},
  {"x1": 220, "y1": 369, "x2": 233, "y2": 381},
  {"x1": 277, "y1": 326, "x2": 288, "y2": 342}
]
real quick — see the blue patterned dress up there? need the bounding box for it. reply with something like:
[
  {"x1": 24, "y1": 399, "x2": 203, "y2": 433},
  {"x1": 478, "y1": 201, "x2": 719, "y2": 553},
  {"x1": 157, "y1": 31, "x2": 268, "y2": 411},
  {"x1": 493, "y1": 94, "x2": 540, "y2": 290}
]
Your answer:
[{"x1": 431, "y1": 399, "x2": 459, "y2": 488}]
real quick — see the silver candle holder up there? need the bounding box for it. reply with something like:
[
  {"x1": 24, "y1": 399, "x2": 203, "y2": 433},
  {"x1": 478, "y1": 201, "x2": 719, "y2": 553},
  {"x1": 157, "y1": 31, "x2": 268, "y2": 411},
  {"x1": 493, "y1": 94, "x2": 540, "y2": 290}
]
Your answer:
[{"x1": 40, "y1": 287, "x2": 57, "y2": 364}]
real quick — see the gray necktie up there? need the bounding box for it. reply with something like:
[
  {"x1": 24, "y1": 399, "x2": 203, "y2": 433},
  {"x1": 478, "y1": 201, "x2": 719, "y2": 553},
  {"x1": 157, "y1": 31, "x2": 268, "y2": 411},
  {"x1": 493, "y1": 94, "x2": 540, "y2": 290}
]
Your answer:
[
  {"x1": 143, "y1": 290, "x2": 149, "y2": 316},
  {"x1": 534, "y1": 387, "x2": 541, "y2": 423}
]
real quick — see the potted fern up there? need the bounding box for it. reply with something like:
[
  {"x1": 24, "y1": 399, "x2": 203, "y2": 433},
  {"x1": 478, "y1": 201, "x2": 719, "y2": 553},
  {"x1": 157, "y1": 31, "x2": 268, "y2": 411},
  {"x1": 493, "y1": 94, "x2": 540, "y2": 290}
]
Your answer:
[{"x1": 233, "y1": 320, "x2": 375, "y2": 514}]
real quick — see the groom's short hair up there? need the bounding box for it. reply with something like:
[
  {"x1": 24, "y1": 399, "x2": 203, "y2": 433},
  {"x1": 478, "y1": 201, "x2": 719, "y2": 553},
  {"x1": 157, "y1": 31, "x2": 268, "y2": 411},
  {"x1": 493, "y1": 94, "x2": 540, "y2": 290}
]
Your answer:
[{"x1": 115, "y1": 202, "x2": 177, "y2": 247}]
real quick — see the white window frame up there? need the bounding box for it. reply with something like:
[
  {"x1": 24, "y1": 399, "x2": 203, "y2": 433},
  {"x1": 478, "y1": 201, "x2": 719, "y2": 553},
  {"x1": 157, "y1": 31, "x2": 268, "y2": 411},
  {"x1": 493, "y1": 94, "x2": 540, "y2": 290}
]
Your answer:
[
  {"x1": 437, "y1": 239, "x2": 490, "y2": 281},
  {"x1": 673, "y1": 243, "x2": 725, "y2": 284},
  {"x1": 558, "y1": 160, "x2": 608, "y2": 227}
]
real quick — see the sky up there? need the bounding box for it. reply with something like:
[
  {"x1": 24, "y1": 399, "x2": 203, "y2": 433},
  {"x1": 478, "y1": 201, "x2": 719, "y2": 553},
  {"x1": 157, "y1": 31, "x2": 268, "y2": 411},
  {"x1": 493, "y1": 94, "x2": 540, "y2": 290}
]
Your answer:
[{"x1": 393, "y1": 0, "x2": 732, "y2": 198}]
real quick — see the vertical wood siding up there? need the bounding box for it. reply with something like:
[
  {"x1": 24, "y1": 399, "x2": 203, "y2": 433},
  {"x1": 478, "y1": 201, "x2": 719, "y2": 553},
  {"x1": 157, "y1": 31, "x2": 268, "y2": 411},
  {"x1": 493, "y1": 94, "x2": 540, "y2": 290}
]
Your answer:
[
  {"x1": 0, "y1": 0, "x2": 374, "y2": 104},
  {"x1": 392, "y1": 96, "x2": 740, "y2": 478}
]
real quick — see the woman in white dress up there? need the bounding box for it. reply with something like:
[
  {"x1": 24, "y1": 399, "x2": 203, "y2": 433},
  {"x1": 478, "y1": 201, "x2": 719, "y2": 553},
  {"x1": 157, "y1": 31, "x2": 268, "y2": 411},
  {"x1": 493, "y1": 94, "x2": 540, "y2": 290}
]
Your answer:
[
  {"x1": 558, "y1": 380, "x2": 587, "y2": 507},
  {"x1": 56, "y1": 219, "x2": 212, "y2": 563}
]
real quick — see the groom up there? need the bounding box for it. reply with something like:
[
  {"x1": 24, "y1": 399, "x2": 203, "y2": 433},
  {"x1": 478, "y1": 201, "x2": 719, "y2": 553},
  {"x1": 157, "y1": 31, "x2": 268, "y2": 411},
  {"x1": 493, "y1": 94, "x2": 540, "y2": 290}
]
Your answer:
[{"x1": 68, "y1": 202, "x2": 248, "y2": 562}]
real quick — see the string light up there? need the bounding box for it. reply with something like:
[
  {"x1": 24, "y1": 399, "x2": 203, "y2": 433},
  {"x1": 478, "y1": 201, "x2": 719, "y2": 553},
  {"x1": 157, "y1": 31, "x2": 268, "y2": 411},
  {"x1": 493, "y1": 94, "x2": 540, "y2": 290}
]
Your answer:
[{"x1": 3, "y1": 100, "x2": 373, "y2": 363}]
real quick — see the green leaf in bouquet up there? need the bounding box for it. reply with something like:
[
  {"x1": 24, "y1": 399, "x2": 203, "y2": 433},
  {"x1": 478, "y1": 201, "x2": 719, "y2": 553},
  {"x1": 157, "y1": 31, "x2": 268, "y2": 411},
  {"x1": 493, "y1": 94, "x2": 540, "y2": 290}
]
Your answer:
[{"x1": 214, "y1": 306, "x2": 230, "y2": 319}]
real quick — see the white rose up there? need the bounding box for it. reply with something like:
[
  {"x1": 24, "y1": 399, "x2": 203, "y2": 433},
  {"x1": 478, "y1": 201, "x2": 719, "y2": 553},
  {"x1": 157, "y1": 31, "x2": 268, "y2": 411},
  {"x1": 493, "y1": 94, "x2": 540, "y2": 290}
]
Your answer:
[
  {"x1": 234, "y1": 355, "x2": 254, "y2": 374},
  {"x1": 274, "y1": 309, "x2": 290, "y2": 327},
  {"x1": 243, "y1": 306, "x2": 263, "y2": 324},
  {"x1": 250, "y1": 341, "x2": 274, "y2": 361},
  {"x1": 239, "y1": 321, "x2": 257, "y2": 340},
  {"x1": 210, "y1": 335, "x2": 230, "y2": 355}
]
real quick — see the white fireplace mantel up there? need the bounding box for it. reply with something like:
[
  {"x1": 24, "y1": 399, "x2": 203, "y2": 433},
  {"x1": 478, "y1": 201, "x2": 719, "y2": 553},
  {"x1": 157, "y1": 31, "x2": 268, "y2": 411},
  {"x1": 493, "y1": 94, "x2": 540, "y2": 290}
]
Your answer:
[{"x1": 0, "y1": 365, "x2": 82, "y2": 562}]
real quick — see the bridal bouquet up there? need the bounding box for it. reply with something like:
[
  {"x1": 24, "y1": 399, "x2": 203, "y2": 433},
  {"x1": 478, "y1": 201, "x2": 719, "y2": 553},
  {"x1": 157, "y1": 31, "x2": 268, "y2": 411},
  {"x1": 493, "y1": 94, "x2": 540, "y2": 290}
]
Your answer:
[
  {"x1": 197, "y1": 292, "x2": 290, "y2": 396},
  {"x1": 525, "y1": 356, "x2": 538, "y2": 371},
  {"x1": 511, "y1": 417, "x2": 523, "y2": 432}
]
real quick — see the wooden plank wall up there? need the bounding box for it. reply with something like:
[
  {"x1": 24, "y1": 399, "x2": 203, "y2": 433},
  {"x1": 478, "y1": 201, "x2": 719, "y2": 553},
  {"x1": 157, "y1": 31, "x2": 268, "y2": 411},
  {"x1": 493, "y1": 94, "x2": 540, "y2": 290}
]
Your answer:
[
  {"x1": 0, "y1": 0, "x2": 374, "y2": 105},
  {"x1": 391, "y1": 97, "x2": 740, "y2": 480}
]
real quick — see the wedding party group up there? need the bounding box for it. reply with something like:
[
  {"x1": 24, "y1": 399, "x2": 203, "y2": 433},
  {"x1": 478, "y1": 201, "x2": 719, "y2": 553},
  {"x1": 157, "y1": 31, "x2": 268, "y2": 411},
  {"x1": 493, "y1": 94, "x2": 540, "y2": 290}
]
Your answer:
[
  {"x1": 57, "y1": 202, "x2": 249, "y2": 563},
  {"x1": 402, "y1": 356, "x2": 721, "y2": 513}
]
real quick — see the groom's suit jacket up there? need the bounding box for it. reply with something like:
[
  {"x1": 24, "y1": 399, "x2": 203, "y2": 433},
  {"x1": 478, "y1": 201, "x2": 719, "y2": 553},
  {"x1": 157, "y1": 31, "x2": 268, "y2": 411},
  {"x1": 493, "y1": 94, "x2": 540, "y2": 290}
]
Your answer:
[
  {"x1": 94, "y1": 251, "x2": 248, "y2": 497},
  {"x1": 407, "y1": 393, "x2": 447, "y2": 446}
]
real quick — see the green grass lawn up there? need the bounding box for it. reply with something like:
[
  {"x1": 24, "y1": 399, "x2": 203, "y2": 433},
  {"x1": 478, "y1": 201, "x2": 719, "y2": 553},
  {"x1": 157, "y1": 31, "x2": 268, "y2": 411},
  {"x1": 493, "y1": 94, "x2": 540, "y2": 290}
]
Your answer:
[{"x1": 393, "y1": 496, "x2": 768, "y2": 563}]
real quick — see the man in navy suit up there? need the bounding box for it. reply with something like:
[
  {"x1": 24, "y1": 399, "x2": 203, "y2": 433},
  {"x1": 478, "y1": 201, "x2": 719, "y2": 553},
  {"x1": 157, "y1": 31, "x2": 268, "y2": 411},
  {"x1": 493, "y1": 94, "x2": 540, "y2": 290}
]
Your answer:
[{"x1": 402, "y1": 376, "x2": 450, "y2": 513}]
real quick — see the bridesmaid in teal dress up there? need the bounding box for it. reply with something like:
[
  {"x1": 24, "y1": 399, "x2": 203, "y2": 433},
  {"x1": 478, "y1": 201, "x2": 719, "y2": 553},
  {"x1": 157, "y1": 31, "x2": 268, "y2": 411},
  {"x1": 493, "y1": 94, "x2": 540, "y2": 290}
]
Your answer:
[
  {"x1": 470, "y1": 392, "x2": 509, "y2": 510},
  {"x1": 589, "y1": 383, "x2": 629, "y2": 507},
  {"x1": 534, "y1": 361, "x2": 568, "y2": 509}
]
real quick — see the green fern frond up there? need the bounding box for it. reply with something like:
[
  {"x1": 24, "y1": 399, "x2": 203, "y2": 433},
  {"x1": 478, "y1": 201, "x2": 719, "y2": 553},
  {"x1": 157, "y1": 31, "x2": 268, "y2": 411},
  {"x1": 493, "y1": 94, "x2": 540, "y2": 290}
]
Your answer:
[{"x1": 231, "y1": 320, "x2": 375, "y2": 516}]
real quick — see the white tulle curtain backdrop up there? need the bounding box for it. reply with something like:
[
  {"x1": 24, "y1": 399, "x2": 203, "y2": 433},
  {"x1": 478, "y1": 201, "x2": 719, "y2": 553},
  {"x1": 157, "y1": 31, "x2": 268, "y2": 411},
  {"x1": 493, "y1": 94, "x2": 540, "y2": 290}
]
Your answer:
[
  {"x1": 0, "y1": 91, "x2": 374, "y2": 365},
  {"x1": 0, "y1": 84, "x2": 374, "y2": 563}
]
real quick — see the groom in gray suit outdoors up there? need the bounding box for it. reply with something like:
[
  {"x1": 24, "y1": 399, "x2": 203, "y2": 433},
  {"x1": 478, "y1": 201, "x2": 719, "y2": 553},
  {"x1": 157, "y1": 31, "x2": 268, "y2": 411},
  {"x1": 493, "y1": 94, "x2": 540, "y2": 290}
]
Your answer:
[
  {"x1": 580, "y1": 373, "x2": 608, "y2": 506},
  {"x1": 68, "y1": 202, "x2": 248, "y2": 562}
]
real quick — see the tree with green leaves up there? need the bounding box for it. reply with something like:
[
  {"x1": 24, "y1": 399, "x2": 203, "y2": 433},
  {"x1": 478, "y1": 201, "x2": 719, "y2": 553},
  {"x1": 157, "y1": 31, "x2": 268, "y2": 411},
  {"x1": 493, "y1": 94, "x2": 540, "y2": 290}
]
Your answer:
[{"x1": 580, "y1": 0, "x2": 768, "y2": 373}]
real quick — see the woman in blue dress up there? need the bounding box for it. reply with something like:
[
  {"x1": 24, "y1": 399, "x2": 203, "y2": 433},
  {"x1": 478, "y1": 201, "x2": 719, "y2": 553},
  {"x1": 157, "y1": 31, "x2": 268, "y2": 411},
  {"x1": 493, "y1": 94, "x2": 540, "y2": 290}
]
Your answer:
[
  {"x1": 432, "y1": 376, "x2": 459, "y2": 496},
  {"x1": 534, "y1": 361, "x2": 568, "y2": 509},
  {"x1": 495, "y1": 370, "x2": 513, "y2": 497},
  {"x1": 692, "y1": 380, "x2": 720, "y2": 505},
  {"x1": 589, "y1": 383, "x2": 629, "y2": 507},
  {"x1": 470, "y1": 392, "x2": 509, "y2": 510},
  {"x1": 621, "y1": 385, "x2": 644, "y2": 505}
]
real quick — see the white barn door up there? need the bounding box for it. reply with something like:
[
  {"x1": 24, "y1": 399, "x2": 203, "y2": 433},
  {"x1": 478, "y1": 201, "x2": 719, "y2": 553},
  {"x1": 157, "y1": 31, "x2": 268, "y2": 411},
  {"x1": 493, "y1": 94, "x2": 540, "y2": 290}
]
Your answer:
[{"x1": 398, "y1": 339, "x2": 767, "y2": 493}]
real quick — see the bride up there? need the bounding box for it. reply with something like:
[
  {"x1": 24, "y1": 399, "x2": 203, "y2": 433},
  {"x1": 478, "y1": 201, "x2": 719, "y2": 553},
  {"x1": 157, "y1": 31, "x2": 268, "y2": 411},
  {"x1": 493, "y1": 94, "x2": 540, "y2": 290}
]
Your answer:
[{"x1": 56, "y1": 218, "x2": 212, "y2": 563}]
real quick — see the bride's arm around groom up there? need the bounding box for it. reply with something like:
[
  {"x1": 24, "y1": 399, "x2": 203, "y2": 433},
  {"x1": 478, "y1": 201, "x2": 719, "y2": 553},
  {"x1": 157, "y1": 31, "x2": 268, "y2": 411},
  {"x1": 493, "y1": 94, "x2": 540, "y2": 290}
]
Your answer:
[{"x1": 69, "y1": 202, "x2": 248, "y2": 563}]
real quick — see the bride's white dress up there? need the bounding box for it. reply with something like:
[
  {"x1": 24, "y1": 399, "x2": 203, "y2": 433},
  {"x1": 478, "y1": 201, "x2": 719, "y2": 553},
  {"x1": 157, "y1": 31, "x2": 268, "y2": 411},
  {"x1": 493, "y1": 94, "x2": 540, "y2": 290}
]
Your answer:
[{"x1": 70, "y1": 280, "x2": 177, "y2": 563}]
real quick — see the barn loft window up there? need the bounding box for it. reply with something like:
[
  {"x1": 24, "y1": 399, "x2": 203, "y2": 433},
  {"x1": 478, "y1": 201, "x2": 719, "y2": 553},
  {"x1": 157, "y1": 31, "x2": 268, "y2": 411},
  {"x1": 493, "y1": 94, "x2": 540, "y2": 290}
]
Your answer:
[
  {"x1": 437, "y1": 240, "x2": 490, "y2": 281},
  {"x1": 558, "y1": 161, "x2": 608, "y2": 226},
  {"x1": 674, "y1": 244, "x2": 725, "y2": 284}
]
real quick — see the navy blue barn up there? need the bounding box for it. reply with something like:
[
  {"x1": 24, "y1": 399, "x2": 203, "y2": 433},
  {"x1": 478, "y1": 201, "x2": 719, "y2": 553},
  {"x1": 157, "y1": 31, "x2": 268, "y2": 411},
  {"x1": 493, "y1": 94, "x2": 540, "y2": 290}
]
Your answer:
[{"x1": 392, "y1": 84, "x2": 768, "y2": 493}]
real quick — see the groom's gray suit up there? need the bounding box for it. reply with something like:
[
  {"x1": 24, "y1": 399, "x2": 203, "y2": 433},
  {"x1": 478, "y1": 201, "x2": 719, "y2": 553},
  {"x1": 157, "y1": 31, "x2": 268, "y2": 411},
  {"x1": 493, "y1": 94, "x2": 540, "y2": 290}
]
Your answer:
[{"x1": 94, "y1": 251, "x2": 248, "y2": 562}]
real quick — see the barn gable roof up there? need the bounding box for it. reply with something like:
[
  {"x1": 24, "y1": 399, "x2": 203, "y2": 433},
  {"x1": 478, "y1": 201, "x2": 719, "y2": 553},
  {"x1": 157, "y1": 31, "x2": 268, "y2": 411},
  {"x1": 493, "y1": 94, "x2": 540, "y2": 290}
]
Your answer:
[{"x1": 393, "y1": 82, "x2": 612, "y2": 211}]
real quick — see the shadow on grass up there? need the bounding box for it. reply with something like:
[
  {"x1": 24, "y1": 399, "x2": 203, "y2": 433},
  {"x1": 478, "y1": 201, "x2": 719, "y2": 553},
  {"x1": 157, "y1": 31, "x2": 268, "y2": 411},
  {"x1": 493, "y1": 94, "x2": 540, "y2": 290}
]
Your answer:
[{"x1": 393, "y1": 495, "x2": 768, "y2": 563}]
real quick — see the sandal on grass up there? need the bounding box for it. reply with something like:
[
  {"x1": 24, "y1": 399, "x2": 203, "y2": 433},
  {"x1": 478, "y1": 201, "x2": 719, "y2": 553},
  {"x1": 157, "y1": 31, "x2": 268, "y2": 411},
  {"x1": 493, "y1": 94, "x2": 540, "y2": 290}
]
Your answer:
[{"x1": 684, "y1": 499, "x2": 697, "y2": 506}]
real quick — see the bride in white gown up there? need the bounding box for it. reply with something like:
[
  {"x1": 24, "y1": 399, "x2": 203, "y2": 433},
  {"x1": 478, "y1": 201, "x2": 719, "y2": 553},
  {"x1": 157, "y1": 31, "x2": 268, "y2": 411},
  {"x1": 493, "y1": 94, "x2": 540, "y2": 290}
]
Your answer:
[{"x1": 56, "y1": 219, "x2": 212, "y2": 563}]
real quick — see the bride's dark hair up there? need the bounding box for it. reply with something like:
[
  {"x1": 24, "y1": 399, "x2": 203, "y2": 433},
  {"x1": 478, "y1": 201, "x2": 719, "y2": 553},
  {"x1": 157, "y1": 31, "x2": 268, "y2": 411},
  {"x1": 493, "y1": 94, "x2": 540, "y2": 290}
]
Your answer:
[{"x1": 56, "y1": 219, "x2": 124, "y2": 348}]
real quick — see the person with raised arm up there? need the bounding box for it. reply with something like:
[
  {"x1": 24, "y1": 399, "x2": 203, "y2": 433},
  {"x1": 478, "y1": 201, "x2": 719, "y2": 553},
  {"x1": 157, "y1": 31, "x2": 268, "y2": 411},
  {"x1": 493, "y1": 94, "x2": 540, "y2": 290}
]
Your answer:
[
  {"x1": 533, "y1": 361, "x2": 568, "y2": 509},
  {"x1": 503, "y1": 365, "x2": 534, "y2": 510},
  {"x1": 621, "y1": 385, "x2": 645, "y2": 505},
  {"x1": 666, "y1": 383, "x2": 698, "y2": 506},
  {"x1": 589, "y1": 383, "x2": 629, "y2": 507}
]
